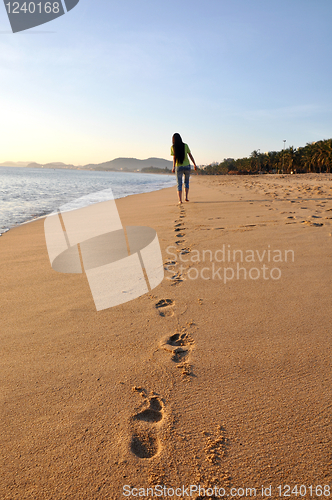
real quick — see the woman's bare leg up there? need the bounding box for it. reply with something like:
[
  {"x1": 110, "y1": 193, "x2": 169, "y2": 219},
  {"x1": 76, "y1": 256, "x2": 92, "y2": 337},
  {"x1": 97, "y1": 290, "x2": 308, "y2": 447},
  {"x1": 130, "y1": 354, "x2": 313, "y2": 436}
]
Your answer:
[
  {"x1": 185, "y1": 188, "x2": 189, "y2": 201},
  {"x1": 178, "y1": 190, "x2": 183, "y2": 204}
]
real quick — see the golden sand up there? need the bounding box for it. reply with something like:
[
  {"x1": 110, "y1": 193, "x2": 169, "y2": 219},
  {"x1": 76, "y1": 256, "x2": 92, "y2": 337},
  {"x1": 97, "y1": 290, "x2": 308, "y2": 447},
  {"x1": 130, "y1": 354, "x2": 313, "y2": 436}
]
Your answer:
[{"x1": 1, "y1": 174, "x2": 331, "y2": 499}]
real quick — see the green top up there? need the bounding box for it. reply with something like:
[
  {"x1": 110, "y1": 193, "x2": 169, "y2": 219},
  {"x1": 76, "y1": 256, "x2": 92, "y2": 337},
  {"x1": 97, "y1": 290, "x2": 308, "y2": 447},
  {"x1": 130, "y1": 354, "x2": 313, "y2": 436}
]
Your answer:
[{"x1": 171, "y1": 143, "x2": 191, "y2": 167}]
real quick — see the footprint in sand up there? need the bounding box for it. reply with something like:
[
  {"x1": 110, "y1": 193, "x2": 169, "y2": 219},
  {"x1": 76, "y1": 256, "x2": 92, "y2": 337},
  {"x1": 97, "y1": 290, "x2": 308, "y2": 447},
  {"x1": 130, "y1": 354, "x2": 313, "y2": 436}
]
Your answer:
[
  {"x1": 161, "y1": 330, "x2": 195, "y2": 370},
  {"x1": 155, "y1": 298, "x2": 175, "y2": 317},
  {"x1": 174, "y1": 227, "x2": 186, "y2": 232},
  {"x1": 164, "y1": 260, "x2": 177, "y2": 274},
  {"x1": 164, "y1": 259, "x2": 177, "y2": 266},
  {"x1": 302, "y1": 221, "x2": 324, "y2": 227},
  {"x1": 133, "y1": 396, "x2": 163, "y2": 423},
  {"x1": 130, "y1": 394, "x2": 164, "y2": 459},
  {"x1": 175, "y1": 233, "x2": 185, "y2": 238},
  {"x1": 174, "y1": 222, "x2": 183, "y2": 227},
  {"x1": 170, "y1": 271, "x2": 184, "y2": 286}
]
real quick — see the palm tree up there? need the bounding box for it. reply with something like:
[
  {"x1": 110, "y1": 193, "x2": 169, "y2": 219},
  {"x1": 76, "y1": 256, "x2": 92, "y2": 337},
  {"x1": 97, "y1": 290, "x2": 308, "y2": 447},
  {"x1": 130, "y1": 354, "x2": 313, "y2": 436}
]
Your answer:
[
  {"x1": 283, "y1": 146, "x2": 297, "y2": 173},
  {"x1": 250, "y1": 150, "x2": 260, "y2": 172},
  {"x1": 302, "y1": 143, "x2": 315, "y2": 173},
  {"x1": 317, "y1": 140, "x2": 332, "y2": 172}
]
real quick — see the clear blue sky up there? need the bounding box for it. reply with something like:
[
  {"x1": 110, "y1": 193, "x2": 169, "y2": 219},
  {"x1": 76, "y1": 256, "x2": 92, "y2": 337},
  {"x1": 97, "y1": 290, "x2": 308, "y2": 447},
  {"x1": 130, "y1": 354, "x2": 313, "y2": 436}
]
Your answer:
[{"x1": 1, "y1": 0, "x2": 331, "y2": 165}]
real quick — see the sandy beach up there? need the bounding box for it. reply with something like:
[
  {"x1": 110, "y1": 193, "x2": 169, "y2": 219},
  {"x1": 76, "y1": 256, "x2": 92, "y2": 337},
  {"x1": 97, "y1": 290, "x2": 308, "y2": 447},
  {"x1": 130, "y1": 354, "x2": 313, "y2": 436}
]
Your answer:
[{"x1": 1, "y1": 174, "x2": 331, "y2": 499}]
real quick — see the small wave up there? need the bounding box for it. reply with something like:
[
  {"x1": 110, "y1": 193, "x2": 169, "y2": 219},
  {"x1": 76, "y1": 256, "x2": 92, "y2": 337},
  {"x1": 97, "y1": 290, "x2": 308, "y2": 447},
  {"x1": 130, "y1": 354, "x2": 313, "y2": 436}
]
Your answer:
[{"x1": 0, "y1": 168, "x2": 176, "y2": 232}]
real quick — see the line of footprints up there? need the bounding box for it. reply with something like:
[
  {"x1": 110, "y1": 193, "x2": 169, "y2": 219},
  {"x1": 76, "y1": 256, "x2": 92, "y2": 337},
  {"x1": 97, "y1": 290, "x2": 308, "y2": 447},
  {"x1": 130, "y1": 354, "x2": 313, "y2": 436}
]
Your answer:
[
  {"x1": 130, "y1": 207, "x2": 196, "y2": 461},
  {"x1": 166, "y1": 204, "x2": 191, "y2": 285},
  {"x1": 129, "y1": 210, "x2": 230, "y2": 498},
  {"x1": 155, "y1": 297, "x2": 195, "y2": 374},
  {"x1": 130, "y1": 303, "x2": 195, "y2": 459}
]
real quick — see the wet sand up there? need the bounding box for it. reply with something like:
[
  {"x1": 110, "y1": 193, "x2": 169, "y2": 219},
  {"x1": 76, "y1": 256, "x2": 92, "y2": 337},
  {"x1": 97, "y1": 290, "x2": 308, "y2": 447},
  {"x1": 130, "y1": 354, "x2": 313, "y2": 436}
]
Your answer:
[{"x1": 1, "y1": 173, "x2": 331, "y2": 499}]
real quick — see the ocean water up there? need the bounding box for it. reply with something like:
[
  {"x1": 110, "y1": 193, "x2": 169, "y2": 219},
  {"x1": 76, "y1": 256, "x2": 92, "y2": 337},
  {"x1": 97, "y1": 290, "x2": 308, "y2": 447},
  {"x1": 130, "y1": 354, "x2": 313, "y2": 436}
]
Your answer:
[{"x1": 0, "y1": 167, "x2": 176, "y2": 235}]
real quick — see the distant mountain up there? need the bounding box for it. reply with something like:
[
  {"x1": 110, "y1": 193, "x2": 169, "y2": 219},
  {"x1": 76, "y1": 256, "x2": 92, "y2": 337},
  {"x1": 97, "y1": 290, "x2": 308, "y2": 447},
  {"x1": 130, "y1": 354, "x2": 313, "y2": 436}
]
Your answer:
[
  {"x1": 0, "y1": 161, "x2": 33, "y2": 167},
  {"x1": 0, "y1": 157, "x2": 173, "y2": 172},
  {"x1": 27, "y1": 162, "x2": 80, "y2": 169},
  {"x1": 83, "y1": 157, "x2": 173, "y2": 172}
]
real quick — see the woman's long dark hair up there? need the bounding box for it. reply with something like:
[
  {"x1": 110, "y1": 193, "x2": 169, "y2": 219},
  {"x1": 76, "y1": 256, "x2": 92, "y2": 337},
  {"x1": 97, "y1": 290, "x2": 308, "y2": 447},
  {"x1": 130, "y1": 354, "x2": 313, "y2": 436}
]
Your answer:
[{"x1": 172, "y1": 133, "x2": 185, "y2": 165}]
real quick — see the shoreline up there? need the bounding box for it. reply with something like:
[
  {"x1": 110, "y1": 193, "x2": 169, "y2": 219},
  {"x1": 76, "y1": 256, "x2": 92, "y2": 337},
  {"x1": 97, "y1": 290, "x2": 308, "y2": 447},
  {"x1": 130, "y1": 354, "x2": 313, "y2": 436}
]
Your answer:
[
  {"x1": 1, "y1": 174, "x2": 331, "y2": 499},
  {"x1": 0, "y1": 171, "x2": 177, "y2": 237}
]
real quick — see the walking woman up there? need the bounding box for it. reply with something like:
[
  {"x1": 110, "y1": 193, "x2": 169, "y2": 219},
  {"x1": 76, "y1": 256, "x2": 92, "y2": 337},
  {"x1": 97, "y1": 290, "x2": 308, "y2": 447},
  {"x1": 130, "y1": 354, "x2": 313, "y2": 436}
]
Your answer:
[{"x1": 171, "y1": 133, "x2": 197, "y2": 204}]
